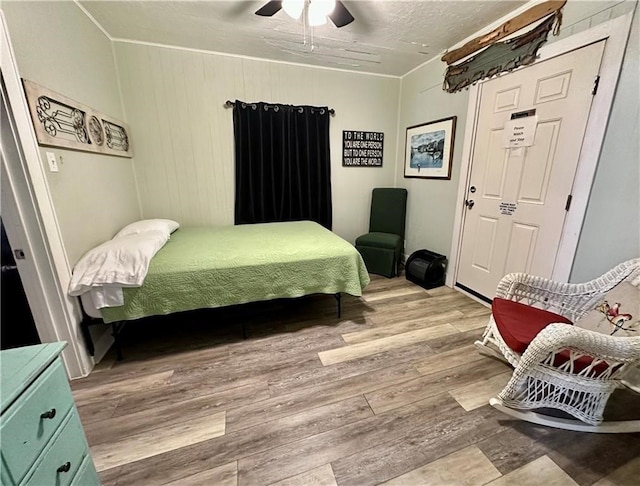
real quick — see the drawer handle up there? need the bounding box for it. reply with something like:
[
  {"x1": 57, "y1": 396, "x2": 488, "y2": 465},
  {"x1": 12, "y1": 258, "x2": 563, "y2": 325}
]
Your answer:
[
  {"x1": 57, "y1": 462, "x2": 71, "y2": 473},
  {"x1": 40, "y1": 408, "x2": 57, "y2": 419}
]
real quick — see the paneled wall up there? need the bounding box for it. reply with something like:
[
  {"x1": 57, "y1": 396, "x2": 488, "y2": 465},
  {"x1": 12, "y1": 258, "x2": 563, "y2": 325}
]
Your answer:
[
  {"x1": 397, "y1": 0, "x2": 638, "y2": 282},
  {"x1": 114, "y1": 42, "x2": 400, "y2": 245},
  {"x1": 1, "y1": 1, "x2": 141, "y2": 266},
  {"x1": 568, "y1": 3, "x2": 639, "y2": 282},
  {"x1": 3, "y1": 0, "x2": 634, "y2": 284}
]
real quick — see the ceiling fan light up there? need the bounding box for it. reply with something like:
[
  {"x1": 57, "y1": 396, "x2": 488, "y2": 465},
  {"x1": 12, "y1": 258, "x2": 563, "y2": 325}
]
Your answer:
[
  {"x1": 308, "y1": 1, "x2": 328, "y2": 26},
  {"x1": 282, "y1": 0, "x2": 304, "y2": 20}
]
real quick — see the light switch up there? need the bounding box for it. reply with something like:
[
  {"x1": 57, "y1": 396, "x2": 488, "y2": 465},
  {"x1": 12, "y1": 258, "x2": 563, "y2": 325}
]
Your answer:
[{"x1": 46, "y1": 152, "x2": 59, "y2": 172}]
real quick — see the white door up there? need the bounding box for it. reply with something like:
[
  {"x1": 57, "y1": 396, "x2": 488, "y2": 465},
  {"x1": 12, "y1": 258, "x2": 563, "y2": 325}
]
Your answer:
[{"x1": 456, "y1": 41, "x2": 606, "y2": 300}]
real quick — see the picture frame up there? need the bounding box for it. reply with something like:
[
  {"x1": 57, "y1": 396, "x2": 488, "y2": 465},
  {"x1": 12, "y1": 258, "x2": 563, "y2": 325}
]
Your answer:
[{"x1": 404, "y1": 116, "x2": 456, "y2": 179}]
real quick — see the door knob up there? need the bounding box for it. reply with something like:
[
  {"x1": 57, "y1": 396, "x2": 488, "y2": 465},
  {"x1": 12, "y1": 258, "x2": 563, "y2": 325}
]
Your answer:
[{"x1": 465, "y1": 199, "x2": 475, "y2": 209}]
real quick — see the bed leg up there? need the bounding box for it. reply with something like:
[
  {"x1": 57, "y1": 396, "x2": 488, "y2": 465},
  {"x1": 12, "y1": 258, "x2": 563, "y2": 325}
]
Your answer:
[
  {"x1": 112, "y1": 322, "x2": 124, "y2": 361},
  {"x1": 80, "y1": 317, "x2": 95, "y2": 356},
  {"x1": 242, "y1": 322, "x2": 248, "y2": 340},
  {"x1": 335, "y1": 293, "x2": 342, "y2": 318}
]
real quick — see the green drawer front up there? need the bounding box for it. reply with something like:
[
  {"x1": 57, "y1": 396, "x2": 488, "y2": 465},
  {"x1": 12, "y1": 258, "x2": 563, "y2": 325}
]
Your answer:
[
  {"x1": 0, "y1": 358, "x2": 73, "y2": 483},
  {"x1": 71, "y1": 454, "x2": 100, "y2": 486},
  {"x1": 24, "y1": 410, "x2": 88, "y2": 486}
]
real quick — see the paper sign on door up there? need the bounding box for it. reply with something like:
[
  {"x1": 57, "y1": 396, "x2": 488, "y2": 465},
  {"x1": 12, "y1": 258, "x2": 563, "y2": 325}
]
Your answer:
[
  {"x1": 502, "y1": 116, "x2": 538, "y2": 148},
  {"x1": 499, "y1": 202, "x2": 517, "y2": 215}
]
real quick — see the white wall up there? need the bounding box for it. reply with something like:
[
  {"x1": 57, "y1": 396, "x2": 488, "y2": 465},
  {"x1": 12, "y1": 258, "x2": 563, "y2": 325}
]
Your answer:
[
  {"x1": 1, "y1": 1, "x2": 144, "y2": 371},
  {"x1": 114, "y1": 42, "x2": 400, "y2": 245},
  {"x1": 396, "y1": 63, "x2": 469, "y2": 259},
  {"x1": 1, "y1": 1, "x2": 140, "y2": 266},
  {"x1": 397, "y1": 0, "x2": 638, "y2": 282},
  {"x1": 566, "y1": 2, "x2": 639, "y2": 282}
]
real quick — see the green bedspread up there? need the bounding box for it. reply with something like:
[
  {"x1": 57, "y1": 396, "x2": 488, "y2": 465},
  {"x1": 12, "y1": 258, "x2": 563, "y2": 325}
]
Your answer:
[{"x1": 100, "y1": 220, "x2": 370, "y2": 323}]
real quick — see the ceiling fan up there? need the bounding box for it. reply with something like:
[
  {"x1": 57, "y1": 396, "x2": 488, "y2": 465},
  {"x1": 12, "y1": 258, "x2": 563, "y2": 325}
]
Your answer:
[{"x1": 255, "y1": 0, "x2": 355, "y2": 28}]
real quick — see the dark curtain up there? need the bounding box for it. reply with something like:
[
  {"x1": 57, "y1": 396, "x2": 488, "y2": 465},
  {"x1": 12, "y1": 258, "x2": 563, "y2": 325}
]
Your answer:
[{"x1": 233, "y1": 100, "x2": 332, "y2": 229}]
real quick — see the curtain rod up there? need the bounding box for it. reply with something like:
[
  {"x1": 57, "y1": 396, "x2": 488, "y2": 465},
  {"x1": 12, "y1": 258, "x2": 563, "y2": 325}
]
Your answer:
[{"x1": 224, "y1": 100, "x2": 335, "y2": 116}]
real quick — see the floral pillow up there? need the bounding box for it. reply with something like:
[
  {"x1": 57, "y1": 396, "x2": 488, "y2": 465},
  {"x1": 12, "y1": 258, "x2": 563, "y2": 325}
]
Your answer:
[{"x1": 574, "y1": 281, "x2": 640, "y2": 337}]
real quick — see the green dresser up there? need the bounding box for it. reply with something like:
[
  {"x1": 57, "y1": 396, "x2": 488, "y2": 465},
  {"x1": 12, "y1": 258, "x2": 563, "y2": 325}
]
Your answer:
[{"x1": 0, "y1": 343, "x2": 100, "y2": 485}]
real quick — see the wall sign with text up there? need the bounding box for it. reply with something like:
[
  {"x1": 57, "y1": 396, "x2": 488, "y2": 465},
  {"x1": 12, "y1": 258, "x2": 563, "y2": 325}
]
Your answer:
[{"x1": 342, "y1": 130, "x2": 384, "y2": 167}]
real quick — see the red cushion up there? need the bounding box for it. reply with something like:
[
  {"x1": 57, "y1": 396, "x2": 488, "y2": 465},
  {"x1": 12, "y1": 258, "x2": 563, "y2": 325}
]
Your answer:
[
  {"x1": 492, "y1": 298, "x2": 609, "y2": 376},
  {"x1": 492, "y1": 298, "x2": 572, "y2": 354}
]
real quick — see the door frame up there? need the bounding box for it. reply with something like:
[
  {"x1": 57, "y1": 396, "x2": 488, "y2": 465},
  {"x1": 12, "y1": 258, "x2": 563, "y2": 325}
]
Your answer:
[
  {"x1": 1, "y1": 12, "x2": 92, "y2": 378},
  {"x1": 447, "y1": 12, "x2": 634, "y2": 290}
]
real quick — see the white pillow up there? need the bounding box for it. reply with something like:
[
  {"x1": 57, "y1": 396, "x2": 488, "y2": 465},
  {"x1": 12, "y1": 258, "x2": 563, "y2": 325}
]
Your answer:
[
  {"x1": 69, "y1": 230, "x2": 169, "y2": 296},
  {"x1": 114, "y1": 218, "x2": 179, "y2": 238}
]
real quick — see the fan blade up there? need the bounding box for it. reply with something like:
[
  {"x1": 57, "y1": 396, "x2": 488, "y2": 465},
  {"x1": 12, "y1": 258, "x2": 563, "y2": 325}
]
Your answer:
[
  {"x1": 255, "y1": 1, "x2": 283, "y2": 17},
  {"x1": 328, "y1": 1, "x2": 354, "y2": 27}
]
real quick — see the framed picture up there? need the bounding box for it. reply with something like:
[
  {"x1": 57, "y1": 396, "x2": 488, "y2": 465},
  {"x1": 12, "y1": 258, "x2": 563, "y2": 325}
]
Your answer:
[{"x1": 404, "y1": 116, "x2": 456, "y2": 179}]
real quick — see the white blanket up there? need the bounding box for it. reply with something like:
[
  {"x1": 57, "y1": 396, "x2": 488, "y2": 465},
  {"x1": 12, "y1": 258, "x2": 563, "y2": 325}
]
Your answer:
[{"x1": 68, "y1": 230, "x2": 169, "y2": 308}]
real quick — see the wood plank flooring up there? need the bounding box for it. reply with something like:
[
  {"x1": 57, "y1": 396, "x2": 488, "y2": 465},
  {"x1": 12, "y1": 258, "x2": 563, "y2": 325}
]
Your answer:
[{"x1": 70, "y1": 274, "x2": 640, "y2": 486}]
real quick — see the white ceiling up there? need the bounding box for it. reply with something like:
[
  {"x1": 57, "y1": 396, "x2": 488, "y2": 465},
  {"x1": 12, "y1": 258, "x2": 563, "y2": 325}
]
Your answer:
[{"x1": 79, "y1": 1, "x2": 528, "y2": 77}]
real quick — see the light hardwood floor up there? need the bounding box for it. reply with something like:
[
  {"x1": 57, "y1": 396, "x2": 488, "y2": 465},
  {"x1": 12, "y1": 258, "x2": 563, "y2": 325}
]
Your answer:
[{"x1": 70, "y1": 274, "x2": 640, "y2": 486}]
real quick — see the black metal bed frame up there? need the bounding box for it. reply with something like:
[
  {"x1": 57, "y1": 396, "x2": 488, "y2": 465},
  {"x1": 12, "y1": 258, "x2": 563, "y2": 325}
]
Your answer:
[{"x1": 80, "y1": 293, "x2": 343, "y2": 361}]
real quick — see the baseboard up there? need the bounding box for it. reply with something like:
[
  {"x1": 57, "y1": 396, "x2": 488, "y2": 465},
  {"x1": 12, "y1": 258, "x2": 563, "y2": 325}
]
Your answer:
[{"x1": 454, "y1": 284, "x2": 491, "y2": 308}]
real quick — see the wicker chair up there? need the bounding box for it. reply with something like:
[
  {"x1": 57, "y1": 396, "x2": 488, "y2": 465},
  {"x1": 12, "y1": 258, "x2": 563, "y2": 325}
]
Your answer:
[{"x1": 475, "y1": 258, "x2": 640, "y2": 433}]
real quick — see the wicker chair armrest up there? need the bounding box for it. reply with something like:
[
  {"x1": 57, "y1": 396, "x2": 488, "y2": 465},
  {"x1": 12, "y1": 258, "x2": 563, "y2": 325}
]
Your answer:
[
  {"x1": 498, "y1": 324, "x2": 640, "y2": 426},
  {"x1": 516, "y1": 323, "x2": 640, "y2": 374},
  {"x1": 495, "y1": 259, "x2": 640, "y2": 319},
  {"x1": 495, "y1": 272, "x2": 578, "y2": 300}
]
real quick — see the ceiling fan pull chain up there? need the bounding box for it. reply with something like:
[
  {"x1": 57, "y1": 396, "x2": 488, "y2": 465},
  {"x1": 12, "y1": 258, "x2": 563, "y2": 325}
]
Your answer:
[
  {"x1": 303, "y1": 2, "x2": 307, "y2": 45},
  {"x1": 311, "y1": 24, "x2": 315, "y2": 51}
]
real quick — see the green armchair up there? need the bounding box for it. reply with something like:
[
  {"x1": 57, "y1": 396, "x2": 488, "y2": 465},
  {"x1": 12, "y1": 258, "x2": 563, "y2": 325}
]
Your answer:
[{"x1": 355, "y1": 188, "x2": 408, "y2": 278}]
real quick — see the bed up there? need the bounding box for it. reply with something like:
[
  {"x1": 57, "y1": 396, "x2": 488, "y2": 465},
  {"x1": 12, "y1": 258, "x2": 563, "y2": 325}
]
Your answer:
[{"x1": 77, "y1": 220, "x2": 370, "y2": 357}]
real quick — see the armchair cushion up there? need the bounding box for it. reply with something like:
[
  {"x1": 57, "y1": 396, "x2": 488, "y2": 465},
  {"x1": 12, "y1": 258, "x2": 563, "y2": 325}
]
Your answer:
[
  {"x1": 492, "y1": 298, "x2": 609, "y2": 376},
  {"x1": 574, "y1": 282, "x2": 640, "y2": 337},
  {"x1": 492, "y1": 298, "x2": 572, "y2": 354},
  {"x1": 355, "y1": 232, "x2": 402, "y2": 250}
]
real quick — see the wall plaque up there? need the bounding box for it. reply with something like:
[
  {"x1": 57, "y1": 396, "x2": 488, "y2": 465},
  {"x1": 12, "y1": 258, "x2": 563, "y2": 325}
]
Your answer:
[
  {"x1": 342, "y1": 130, "x2": 383, "y2": 167},
  {"x1": 22, "y1": 79, "x2": 133, "y2": 158}
]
